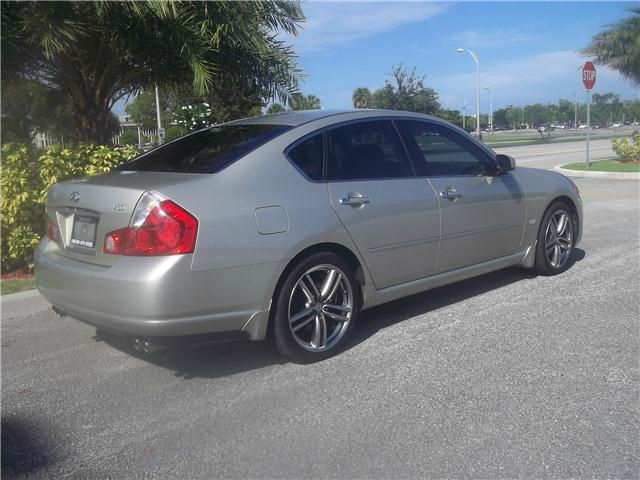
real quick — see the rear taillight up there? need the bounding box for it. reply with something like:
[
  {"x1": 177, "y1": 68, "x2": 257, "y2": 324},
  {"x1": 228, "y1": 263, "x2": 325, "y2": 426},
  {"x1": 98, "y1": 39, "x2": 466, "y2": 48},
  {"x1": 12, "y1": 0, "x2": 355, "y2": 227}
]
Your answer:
[
  {"x1": 46, "y1": 216, "x2": 60, "y2": 241},
  {"x1": 104, "y1": 192, "x2": 198, "y2": 256}
]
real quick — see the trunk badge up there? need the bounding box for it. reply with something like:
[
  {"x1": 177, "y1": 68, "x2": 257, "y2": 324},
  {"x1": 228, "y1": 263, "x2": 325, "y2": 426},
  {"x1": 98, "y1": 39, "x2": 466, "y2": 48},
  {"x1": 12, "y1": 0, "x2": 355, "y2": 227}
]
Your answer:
[
  {"x1": 69, "y1": 192, "x2": 80, "y2": 202},
  {"x1": 113, "y1": 203, "x2": 125, "y2": 212}
]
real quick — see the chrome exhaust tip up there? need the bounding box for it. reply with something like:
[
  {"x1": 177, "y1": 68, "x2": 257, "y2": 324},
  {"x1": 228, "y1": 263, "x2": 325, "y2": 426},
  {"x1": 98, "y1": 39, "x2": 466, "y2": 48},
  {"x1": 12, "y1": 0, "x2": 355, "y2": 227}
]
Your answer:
[{"x1": 132, "y1": 338, "x2": 164, "y2": 354}]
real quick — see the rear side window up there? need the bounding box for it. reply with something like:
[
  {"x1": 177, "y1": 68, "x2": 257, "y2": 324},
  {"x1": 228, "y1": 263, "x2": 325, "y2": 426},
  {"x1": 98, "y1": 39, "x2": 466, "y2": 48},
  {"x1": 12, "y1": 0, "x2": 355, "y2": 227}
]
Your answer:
[
  {"x1": 398, "y1": 120, "x2": 495, "y2": 177},
  {"x1": 120, "y1": 124, "x2": 292, "y2": 174},
  {"x1": 327, "y1": 120, "x2": 413, "y2": 181},
  {"x1": 288, "y1": 134, "x2": 323, "y2": 181}
]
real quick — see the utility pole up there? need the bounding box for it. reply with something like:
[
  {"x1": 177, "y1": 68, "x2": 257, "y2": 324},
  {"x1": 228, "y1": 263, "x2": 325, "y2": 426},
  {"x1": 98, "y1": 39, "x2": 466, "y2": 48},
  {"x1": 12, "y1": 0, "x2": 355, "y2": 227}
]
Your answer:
[
  {"x1": 462, "y1": 100, "x2": 466, "y2": 129},
  {"x1": 457, "y1": 48, "x2": 480, "y2": 139},
  {"x1": 573, "y1": 91, "x2": 578, "y2": 128}
]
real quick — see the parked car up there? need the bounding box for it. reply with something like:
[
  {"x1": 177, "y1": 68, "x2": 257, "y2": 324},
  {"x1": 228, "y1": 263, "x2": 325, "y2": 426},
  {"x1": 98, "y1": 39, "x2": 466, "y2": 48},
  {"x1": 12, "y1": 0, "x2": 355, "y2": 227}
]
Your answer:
[
  {"x1": 611, "y1": 122, "x2": 622, "y2": 128},
  {"x1": 578, "y1": 124, "x2": 587, "y2": 129},
  {"x1": 36, "y1": 110, "x2": 583, "y2": 362}
]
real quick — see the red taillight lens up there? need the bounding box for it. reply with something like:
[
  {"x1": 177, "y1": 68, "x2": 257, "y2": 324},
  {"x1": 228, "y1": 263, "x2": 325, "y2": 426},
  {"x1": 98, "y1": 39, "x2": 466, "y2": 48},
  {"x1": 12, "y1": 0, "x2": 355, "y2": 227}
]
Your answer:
[
  {"x1": 104, "y1": 199, "x2": 198, "y2": 256},
  {"x1": 46, "y1": 216, "x2": 60, "y2": 241}
]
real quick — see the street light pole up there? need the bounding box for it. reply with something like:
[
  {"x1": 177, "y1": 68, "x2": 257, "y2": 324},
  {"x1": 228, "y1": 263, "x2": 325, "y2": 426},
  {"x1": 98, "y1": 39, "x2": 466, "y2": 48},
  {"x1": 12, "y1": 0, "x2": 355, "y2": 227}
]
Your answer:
[
  {"x1": 462, "y1": 100, "x2": 466, "y2": 129},
  {"x1": 155, "y1": 84, "x2": 163, "y2": 145},
  {"x1": 573, "y1": 91, "x2": 578, "y2": 128},
  {"x1": 484, "y1": 87, "x2": 494, "y2": 133},
  {"x1": 457, "y1": 48, "x2": 480, "y2": 138}
]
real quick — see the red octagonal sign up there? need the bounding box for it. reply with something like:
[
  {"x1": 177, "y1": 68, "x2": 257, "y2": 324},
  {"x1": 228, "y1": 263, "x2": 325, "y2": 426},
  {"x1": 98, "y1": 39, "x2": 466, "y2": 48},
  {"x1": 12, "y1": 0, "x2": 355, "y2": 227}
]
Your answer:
[{"x1": 582, "y1": 61, "x2": 597, "y2": 90}]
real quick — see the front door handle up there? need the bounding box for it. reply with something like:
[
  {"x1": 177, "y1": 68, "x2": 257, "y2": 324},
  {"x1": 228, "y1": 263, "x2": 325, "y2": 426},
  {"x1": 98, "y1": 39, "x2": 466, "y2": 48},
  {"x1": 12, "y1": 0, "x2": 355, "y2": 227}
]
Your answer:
[
  {"x1": 440, "y1": 188, "x2": 463, "y2": 200},
  {"x1": 339, "y1": 192, "x2": 371, "y2": 207}
]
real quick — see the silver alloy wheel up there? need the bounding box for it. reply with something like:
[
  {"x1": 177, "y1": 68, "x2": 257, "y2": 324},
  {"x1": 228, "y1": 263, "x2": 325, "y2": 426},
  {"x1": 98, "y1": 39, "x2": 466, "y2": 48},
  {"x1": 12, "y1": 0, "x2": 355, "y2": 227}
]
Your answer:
[
  {"x1": 545, "y1": 209, "x2": 573, "y2": 269},
  {"x1": 288, "y1": 264, "x2": 353, "y2": 352}
]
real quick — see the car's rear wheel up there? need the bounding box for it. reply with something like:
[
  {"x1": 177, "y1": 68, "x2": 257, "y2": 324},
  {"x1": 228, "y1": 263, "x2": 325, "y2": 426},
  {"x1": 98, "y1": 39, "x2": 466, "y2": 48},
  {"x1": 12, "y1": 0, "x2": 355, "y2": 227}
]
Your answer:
[
  {"x1": 273, "y1": 252, "x2": 360, "y2": 362},
  {"x1": 534, "y1": 201, "x2": 575, "y2": 275}
]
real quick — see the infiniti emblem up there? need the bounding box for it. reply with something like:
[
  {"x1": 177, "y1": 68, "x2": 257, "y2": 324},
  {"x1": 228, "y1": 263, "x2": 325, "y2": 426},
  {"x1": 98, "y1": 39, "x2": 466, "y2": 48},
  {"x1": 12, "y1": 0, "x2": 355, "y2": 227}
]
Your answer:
[{"x1": 69, "y1": 192, "x2": 80, "y2": 203}]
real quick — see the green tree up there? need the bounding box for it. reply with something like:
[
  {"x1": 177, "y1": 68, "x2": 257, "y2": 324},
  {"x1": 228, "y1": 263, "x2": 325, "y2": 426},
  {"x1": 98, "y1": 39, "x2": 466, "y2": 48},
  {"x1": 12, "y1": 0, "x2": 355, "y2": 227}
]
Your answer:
[
  {"x1": 371, "y1": 65, "x2": 440, "y2": 114},
  {"x1": 2, "y1": 1, "x2": 303, "y2": 144},
  {"x1": 1, "y1": 80, "x2": 76, "y2": 144},
  {"x1": 267, "y1": 103, "x2": 286, "y2": 114},
  {"x1": 582, "y1": 8, "x2": 640, "y2": 85},
  {"x1": 352, "y1": 87, "x2": 373, "y2": 109},
  {"x1": 289, "y1": 93, "x2": 321, "y2": 111}
]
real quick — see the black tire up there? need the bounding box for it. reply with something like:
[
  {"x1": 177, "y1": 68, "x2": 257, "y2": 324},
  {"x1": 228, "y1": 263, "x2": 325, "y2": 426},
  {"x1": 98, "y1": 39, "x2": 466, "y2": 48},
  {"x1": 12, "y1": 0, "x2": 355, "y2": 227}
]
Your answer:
[
  {"x1": 273, "y1": 252, "x2": 360, "y2": 363},
  {"x1": 534, "y1": 201, "x2": 575, "y2": 276}
]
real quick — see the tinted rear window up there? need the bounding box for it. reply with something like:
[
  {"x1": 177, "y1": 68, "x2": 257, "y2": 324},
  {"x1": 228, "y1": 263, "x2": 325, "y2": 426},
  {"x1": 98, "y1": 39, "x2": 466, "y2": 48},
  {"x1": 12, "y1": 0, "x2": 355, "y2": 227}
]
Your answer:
[{"x1": 120, "y1": 124, "x2": 292, "y2": 173}]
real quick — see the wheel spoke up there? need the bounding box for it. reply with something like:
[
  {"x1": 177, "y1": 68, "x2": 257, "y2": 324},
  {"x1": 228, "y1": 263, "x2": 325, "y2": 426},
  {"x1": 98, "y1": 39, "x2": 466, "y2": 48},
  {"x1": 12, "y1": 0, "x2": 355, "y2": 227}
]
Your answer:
[
  {"x1": 320, "y1": 269, "x2": 337, "y2": 300},
  {"x1": 311, "y1": 314, "x2": 327, "y2": 349},
  {"x1": 556, "y1": 214, "x2": 568, "y2": 236},
  {"x1": 323, "y1": 310, "x2": 350, "y2": 322},
  {"x1": 322, "y1": 271, "x2": 343, "y2": 302},
  {"x1": 298, "y1": 276, "x2": 317, "y2": 302},
  {"x1": 304, "y1": 274, "x2": 321, "y2": 300},
  {"x1": 290, "y1": 307, "x2": 313, "y2": 326},
  {"x1": 552, "y1": 244, "x2": 560, "y2": 266}
]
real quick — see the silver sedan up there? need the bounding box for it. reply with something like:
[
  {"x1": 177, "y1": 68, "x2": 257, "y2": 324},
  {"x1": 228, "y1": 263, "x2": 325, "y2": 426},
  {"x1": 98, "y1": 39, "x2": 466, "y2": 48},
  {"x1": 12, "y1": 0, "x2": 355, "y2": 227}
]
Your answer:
[{"x1": 36, "y1": 110, "x2": 582, "y2": 362}]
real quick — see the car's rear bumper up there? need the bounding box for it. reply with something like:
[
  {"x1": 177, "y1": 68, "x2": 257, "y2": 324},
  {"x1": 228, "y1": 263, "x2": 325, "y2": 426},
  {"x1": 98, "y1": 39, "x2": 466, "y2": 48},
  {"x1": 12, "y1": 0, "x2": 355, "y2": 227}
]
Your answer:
[{"x1": 35, "y1": 239, "x2": 280, "y2": 340}]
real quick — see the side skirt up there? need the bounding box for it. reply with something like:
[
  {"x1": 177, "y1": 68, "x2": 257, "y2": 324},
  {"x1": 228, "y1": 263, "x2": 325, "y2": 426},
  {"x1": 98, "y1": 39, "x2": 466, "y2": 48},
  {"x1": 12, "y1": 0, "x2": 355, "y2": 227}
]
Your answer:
[{"x1": 363, "y1": 250, "x2": 528, "y2": 310}]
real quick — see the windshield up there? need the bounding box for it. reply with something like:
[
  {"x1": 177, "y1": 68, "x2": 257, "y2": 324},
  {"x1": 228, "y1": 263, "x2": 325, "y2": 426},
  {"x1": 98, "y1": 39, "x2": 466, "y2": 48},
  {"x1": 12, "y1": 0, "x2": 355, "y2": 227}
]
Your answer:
[{"x1": 120, "y1": 124, "x2": 292, "y2": 174}]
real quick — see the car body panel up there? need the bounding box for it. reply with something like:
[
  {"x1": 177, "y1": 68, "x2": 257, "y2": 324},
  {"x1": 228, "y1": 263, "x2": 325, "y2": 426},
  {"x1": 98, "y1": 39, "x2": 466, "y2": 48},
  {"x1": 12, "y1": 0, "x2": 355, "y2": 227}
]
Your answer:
[
  {"x1": 428, "y1": 173, "x2": 526, "y2": 273},
  {"x1": 35, "y1": 109, "x2": 583, "y2": 344},
  {"x1": 328, "y1": 178, "x2": 440, "y2": 289}
]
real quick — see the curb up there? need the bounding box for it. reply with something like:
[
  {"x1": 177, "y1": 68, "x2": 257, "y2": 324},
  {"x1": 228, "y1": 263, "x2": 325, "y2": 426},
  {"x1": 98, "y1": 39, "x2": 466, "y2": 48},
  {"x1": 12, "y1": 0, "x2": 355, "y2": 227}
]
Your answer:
[
  {"x1": 1, "y1": 288, "x2": 40, "y2": 303},
  {"x1": 553, "y1": 165, "x2": 640, "y2": 180}
]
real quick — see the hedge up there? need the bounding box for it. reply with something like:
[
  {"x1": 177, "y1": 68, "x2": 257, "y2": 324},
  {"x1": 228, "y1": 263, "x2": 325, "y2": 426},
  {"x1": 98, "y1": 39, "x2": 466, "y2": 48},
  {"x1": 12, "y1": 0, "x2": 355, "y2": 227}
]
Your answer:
[{"x1": 1, "y1": 143, "x2": 139, "y2": 271}]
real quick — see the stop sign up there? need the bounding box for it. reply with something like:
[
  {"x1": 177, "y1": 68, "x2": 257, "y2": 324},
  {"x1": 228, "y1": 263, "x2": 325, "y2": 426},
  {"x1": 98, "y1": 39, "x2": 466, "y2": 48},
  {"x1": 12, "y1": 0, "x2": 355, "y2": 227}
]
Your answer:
[{"x1": 582, "y1": 61, "x2": 596, "y2": 90}]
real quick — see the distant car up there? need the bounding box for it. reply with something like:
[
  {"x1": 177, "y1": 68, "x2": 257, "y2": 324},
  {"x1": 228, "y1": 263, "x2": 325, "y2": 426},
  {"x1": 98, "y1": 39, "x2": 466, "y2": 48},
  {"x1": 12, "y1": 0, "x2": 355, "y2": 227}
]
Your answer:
[
  {"x1": 36, "y1": 109, "x2": 583, "y2": 362},
  {"x1": 611, "y1": 122, "x2": 622, "y2": 128},
  {"x1": 578, "y1": 124, "x2": 587, "y2": 130}
]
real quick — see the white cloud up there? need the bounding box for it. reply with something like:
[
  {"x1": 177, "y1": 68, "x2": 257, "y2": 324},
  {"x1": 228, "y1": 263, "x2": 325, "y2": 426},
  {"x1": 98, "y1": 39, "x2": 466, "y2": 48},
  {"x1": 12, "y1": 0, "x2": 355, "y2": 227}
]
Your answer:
[
  {"x1": 450, "y1": 29, "x2": 535, "y2": 48},
  {"x1": 431, "y1": 50, "x2": 638, "y2": 111},
  {"x1": 285, "y1": 1, "x2": 449, "y2": 54}
]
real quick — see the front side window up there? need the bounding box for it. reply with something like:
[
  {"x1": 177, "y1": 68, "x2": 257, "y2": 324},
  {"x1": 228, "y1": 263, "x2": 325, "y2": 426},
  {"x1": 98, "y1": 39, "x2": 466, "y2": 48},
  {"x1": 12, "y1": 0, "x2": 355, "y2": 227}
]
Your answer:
[
  {"x1": 120, "y1": 124, "x2": 292, "y2": 174},
  {"x1": 288, "y1": 134, "x2": 323, "y2": 181},
  {"x1": 398, "y1": 120, "x2": 495, "y2": 177},
  {"x1": 327, "y1": 120, "x2": 413, "y2": 181}
]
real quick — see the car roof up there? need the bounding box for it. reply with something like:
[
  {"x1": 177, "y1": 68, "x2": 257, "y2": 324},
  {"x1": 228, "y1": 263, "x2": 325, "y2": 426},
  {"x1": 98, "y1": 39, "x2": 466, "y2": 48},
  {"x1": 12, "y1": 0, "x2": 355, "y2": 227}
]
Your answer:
[{"x1": 226, "y1": 109, "x2": 437, "y2": 128}]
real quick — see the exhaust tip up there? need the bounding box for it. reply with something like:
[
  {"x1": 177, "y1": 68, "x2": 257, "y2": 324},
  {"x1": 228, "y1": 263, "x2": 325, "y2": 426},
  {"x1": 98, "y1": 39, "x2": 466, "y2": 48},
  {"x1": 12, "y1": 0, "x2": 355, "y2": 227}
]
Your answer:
[{"x1": 132, "y1": 338, "x2": 164, "y2": 354}]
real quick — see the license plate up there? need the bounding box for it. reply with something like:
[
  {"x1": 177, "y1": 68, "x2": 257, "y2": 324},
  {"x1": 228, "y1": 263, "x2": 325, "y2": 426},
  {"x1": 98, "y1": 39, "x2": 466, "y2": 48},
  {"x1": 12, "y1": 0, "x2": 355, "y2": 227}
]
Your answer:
[{"x1": 70, "y1": 215, "x2": 98, "y2": 248}]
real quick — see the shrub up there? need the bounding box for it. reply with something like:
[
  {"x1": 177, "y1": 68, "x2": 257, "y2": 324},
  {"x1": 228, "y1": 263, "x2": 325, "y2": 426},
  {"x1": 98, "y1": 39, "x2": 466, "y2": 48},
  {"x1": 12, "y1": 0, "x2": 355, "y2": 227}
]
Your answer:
[
  {"x1": 611, "y1": 132, "x2": 640, "y2": 163},
  {"x1": 1, "y1": 143, "x2": 139, "y2": 271}
]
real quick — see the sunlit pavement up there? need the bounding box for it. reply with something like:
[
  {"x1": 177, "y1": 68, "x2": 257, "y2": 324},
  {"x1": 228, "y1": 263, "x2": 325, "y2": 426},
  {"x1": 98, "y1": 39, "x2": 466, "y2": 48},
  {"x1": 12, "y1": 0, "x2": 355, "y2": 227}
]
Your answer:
[{"x1": 2, "y1": 144, "x2": 638, "y2": 478}]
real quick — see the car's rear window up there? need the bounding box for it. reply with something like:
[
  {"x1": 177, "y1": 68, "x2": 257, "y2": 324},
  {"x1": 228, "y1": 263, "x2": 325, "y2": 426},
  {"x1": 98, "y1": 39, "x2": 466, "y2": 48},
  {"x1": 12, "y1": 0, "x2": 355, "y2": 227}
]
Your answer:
[{"x1": 120, "y1": 124, "x2": 292, "y2": 173}]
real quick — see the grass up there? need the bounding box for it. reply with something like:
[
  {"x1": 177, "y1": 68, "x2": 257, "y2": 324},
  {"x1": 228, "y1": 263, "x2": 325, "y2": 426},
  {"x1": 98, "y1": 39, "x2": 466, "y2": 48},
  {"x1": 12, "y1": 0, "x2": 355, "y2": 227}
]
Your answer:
[
  {"x1": 561, "y1": 158, "x2": 640, "y2": 172},
  {"x1": 1, "y1": 277, "x2": 37, "y2": 296}
]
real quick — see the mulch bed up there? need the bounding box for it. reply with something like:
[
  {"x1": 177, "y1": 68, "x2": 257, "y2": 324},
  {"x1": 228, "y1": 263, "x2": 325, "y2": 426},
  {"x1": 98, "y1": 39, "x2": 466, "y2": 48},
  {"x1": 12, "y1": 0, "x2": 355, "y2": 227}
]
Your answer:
[{"x1": 1, "y1": 269, "x2": 33, "y2": 281}]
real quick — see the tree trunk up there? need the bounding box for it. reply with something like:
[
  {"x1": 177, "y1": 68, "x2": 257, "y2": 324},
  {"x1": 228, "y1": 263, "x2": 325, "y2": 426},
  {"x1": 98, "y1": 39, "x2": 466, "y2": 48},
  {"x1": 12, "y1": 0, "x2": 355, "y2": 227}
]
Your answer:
[{"x1": 69, "y1": 90, "x2": 114, "y2": 145}]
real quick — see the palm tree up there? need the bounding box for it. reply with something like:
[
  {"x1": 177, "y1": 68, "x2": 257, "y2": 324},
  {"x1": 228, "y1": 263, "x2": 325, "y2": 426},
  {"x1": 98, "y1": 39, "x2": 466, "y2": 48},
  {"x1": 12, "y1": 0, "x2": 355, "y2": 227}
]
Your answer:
[
  {"x1": 289, "y1": 93, "x2": 321, "y2": 111},
  {"x1": 2, "y1": 1, "x2": 304, "y2": 143},
  {"x1": 582, "y1": 8, "x2": 640, "y2": 85},
  {"x1": 352, "y1": 87, "x2": 372, "y2": 108}
]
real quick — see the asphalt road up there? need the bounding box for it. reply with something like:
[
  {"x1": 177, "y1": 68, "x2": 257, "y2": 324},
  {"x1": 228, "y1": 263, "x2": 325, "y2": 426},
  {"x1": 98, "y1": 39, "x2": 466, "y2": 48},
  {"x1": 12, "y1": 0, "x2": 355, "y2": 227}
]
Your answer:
[
  {"x1": 494, "y1": 138, "x2": 616, "y2": 170},
  {"x1": 2, "y1": 142, "x2": 639, "y2": 479}
]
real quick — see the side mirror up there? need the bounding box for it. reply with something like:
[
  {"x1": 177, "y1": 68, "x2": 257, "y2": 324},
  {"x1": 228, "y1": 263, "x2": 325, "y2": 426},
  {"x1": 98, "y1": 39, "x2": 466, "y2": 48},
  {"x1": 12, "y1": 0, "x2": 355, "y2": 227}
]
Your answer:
[{"x1": 496, "y1": 154, "x2": 516, "y2": 172}]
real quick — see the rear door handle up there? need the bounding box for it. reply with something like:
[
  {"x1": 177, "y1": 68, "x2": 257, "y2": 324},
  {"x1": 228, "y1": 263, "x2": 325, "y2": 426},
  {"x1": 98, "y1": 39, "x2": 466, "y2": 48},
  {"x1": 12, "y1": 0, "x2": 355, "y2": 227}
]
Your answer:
[
  {"x1": 440, "y1": 188, "x2": 463, "y2": 200},
  {"x1": 339, "y1": 192, "x2": 371, "y2": 207}
]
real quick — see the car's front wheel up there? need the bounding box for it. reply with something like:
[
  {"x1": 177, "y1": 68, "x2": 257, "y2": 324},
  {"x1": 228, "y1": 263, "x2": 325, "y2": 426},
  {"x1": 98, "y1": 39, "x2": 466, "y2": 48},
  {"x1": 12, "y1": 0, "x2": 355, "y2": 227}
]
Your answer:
[
  {"x1": 534, "y1": 201, "x2": 575, "y2": 275},
  {"x1": 273, "y1": 252, "x2": 360, "y2": 362}
]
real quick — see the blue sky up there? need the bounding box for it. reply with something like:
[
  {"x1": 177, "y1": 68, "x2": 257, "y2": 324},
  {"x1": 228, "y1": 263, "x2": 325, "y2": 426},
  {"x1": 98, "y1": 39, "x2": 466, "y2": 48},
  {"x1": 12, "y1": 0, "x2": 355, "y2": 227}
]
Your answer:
[
  {"x1": 283, "y1": 1, "x2": 638, "y2": 114},
  {"x1": 117, "y1": 2, "x2": 638, "y2": 116}
]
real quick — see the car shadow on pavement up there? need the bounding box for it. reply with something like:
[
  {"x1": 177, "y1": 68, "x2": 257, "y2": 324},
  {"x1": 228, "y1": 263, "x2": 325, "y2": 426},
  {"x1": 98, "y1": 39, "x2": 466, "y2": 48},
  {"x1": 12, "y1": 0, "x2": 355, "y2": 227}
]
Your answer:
[{"x1": 97, "y1": 249, "x2": 584, "y2": 379}]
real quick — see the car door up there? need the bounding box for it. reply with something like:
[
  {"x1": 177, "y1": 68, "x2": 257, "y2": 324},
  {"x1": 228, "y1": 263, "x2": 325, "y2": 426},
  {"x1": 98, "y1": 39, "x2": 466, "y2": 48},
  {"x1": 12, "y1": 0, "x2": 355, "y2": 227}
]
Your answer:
[
  {"x1": 397, "y1": 119, "x2": 526, "y2": 273},
  {"x1": 326, "y1": 120, "x2": 440, "y2": 290}
]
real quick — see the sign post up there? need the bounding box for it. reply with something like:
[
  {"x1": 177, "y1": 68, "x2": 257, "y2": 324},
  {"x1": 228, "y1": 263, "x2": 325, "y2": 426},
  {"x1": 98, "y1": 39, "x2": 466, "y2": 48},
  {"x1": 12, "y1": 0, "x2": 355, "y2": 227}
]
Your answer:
[{"x1": 582, "y1": 61, "x2": 597, "y2": 167}]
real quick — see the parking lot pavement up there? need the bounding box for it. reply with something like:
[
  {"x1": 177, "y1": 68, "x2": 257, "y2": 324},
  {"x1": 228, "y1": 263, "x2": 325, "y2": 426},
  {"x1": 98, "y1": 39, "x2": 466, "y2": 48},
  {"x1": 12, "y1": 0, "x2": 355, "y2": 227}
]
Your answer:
[{"x1": 2, "y1": 177, "x2": 639, "y2": 479}]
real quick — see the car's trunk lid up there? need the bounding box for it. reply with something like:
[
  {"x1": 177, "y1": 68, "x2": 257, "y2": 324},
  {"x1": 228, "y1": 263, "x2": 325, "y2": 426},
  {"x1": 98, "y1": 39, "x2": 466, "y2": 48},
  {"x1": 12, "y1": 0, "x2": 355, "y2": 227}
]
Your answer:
[{"x1": 46, "y1": 171, "x2": 203, "y2": 267}]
